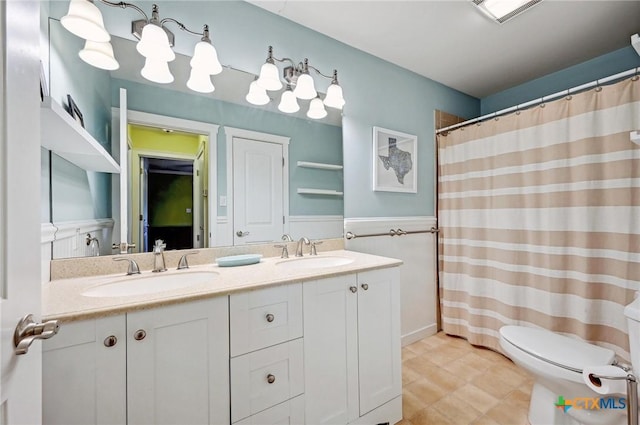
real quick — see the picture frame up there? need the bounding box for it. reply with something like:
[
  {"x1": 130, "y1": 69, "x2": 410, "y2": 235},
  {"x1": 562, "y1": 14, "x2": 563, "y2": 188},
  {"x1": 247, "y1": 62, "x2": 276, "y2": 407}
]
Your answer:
[
  {"x1": 66, "y1": 94, "x2": 85, "y2": 128},
  {"x1": 373, "y1": 126, "x2": 417, "y2": 193}
]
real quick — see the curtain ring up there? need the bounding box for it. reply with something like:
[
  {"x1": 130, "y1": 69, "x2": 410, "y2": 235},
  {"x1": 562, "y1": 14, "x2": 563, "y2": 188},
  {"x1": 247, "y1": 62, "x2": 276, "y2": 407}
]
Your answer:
[
  {"x1": 565, "y1": 88, "x2": 572, "y2": 101},
  {"x1": 632, "y1": 67, "x2": 639, "y2": 82},
  {"x1": 539, "y1": 95, "x2": 546, "y2": 108},
  {"x1": 595, "y1": 79, "x2": 602, "y2": 92},
  {"x1": 515, "y1": 105, "x2": 521, "y2": 115}
]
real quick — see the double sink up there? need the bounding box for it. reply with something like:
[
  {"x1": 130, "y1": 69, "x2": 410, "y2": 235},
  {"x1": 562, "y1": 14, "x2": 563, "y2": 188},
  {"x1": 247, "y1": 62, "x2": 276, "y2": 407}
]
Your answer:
[{"x1": 81, "y1": 255, "x2": 355, "y2": 298}]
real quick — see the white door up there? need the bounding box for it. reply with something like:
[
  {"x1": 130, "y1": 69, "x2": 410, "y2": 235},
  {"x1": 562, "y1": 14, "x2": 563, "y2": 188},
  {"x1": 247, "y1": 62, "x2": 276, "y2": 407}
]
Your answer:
[
  {"x1": 233, "y1": 138, "x2": 284, "y2": 244},
  {"x1": 1, "y1": 1, "x2": 46, "y2": 422},
  {"x1": 193, "y1": 145, "x2": 205, "y2": 248}
]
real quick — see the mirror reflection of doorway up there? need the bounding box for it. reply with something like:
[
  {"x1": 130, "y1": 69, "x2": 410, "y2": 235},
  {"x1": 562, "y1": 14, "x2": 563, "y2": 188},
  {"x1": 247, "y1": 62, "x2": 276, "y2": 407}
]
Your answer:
[
  {"x1": 129, "y1": 124, "x2": 208, "y2": 252},
  {"x1": 141, "y1": 157, "x2": 194, "y2": 252}
]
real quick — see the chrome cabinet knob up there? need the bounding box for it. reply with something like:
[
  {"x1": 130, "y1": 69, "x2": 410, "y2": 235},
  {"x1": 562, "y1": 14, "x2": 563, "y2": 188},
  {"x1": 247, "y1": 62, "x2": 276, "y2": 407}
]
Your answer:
[
  {"x1": 361, "y1": 283, "x2": 369, "y2": 290},
  {"x1": 266, "y1": 313, "x2": 275, "y2": 323},
  {"x1": 14, "y1": 314, "x2": 59, "y2": 355},
  {"x1": 104, "y1": 335, "x2": 118, "y2": 347},
  {"x1": 134, "y1": 329, "x2": 146, "y2": 341},
  {"x1": 267, "y1": 374, "x2": 276, "y2": 384},
  {"x1": 236, "y1": 231, "x2": 250, "y2": 237},
  {"x1": 349, "y1": 286, "x2": 357, "y2": 293}
]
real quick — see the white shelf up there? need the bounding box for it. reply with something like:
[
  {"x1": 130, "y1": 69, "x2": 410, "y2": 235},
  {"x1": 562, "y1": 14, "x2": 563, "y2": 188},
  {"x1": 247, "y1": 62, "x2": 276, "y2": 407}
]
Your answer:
[
  {"x1": 297, "y1": 188, "x2": 344, "y2": 196},
  {"x1": 297, "y1": 161, "x2": 343, "y2": 170},
  {"x1": 40, "y1": 97, "x2": 120, "y2": 173}
]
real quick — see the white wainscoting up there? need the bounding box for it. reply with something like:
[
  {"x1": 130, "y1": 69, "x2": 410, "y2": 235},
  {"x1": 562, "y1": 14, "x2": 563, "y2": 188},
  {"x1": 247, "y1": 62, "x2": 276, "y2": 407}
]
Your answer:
[
  {"x1": 288, "y1": 215, "x2": 343, "y2": 240},
  {"x1": 214, "y1": 215, "x2": 344, "y2": 247},
  {"x1": 345, "y1": 216, "x2": 438, "y2": 346},
  {"x1": 41, "y1": 219, "x2": 115, "y2": 283}
]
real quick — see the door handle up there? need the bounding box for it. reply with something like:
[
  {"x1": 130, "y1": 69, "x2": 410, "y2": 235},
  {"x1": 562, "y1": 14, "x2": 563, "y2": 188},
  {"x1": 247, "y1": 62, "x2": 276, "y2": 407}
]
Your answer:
[
  {"x1": 14, "y1": 314, "x2": 59, "y2": 355},
  {"x1": 236, "y1": 231, "x2": 250, "y2": 237}
]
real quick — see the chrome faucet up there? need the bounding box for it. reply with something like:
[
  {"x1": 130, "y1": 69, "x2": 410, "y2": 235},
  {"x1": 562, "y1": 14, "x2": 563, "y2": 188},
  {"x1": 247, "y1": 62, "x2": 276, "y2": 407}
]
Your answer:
[
  {"x1": 295, "y1": 237, "x2": 310, "y2": 257},
  {"x1": 282, "y1": 234, "x2": 293, "y2": 242},
  {"x1": 113, "y1": 257, "x2": 140, "y2": 275},
  {"x1": 86, "y1": 233, "x2": 100, "y2": 256},
  {"x1": 153, "y1": 239, "x2": 167, "y2": 272}
]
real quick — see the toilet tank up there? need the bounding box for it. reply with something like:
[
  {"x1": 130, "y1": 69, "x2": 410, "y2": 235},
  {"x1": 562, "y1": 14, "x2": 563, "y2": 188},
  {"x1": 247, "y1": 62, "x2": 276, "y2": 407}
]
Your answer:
[{"x1": 624, "y1": 293, "x2": 640, "y2": 377}]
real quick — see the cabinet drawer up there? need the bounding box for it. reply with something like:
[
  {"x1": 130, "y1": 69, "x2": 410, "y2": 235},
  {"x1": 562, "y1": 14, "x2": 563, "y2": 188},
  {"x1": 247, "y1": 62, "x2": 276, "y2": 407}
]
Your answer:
[
  {"x1": 230, "y1": 283, "x2": 302, "y2": 356},
  {"x1": 234, "y1": 395, "x2": 304, "y2": 425},
  {"x1": 231, "y1": 338, "x2": 304, "y2": 423}
]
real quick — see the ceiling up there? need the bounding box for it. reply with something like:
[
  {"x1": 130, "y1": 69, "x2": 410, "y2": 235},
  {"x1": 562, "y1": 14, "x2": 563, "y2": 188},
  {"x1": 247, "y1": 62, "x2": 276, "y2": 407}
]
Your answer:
[{"x1": 246, "y1": 0, "x2": 640, "y2": 99}]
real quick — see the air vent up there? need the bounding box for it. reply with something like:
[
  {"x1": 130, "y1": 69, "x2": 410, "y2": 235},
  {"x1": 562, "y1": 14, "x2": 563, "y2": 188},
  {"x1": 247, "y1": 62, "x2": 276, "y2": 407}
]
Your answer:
[{"x1": 472, "y1": 0, "x2": 542, "y2": 24}]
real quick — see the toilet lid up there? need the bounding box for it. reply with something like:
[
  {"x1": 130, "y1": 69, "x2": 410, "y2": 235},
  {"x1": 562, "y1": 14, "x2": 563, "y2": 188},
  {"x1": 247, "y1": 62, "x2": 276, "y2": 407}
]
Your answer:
[{"x1": 500, "y1": 326, "x2": 615, "y2": 372}]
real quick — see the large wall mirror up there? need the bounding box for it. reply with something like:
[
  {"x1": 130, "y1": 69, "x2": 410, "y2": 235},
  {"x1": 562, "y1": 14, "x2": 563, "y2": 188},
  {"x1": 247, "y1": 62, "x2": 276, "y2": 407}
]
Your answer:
[{"x1": 44, "y1": 14, "x2": 343, "y2": 259}]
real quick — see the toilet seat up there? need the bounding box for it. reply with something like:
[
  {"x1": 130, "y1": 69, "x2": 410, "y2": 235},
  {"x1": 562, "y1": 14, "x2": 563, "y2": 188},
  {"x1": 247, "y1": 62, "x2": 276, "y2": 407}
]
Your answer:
[{"x1": 500, "y1": 326, "x2": 615, "y2": 381}]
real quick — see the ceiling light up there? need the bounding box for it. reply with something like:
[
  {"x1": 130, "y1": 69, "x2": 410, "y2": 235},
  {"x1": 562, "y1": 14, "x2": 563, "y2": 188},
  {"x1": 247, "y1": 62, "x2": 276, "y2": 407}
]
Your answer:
[
  {"x1": 79, "y1": 40, "x2": 119, "y2": 70},
  {"x1": 632, "y1": 34, "x2": 640, "y2": 57},
  {"x1": 62, "y1": 1, "x2": 223, "y2": 92},
  {"x1": 473, "y1": 0, "x2": 542, "y2": 24},
  {"x1": 247, "y1": 46, "x2": 345, "y2": 119}
]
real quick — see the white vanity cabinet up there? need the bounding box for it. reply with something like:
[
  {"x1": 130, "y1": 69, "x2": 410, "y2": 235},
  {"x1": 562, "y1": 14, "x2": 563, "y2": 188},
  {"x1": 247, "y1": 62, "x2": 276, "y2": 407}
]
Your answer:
[
  {"x1": 303, "y1": 268, "x2": 402, "y2": 425},
  {"x1": 43, "y1": 297, "x2": 229, "y2": 425}
]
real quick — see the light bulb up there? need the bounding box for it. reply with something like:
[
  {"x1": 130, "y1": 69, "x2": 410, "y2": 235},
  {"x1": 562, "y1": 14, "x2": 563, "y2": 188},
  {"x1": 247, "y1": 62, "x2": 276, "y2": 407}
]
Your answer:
[
  {"x1": 323, "y1": 83, "x2": 345, "y2": 109},
  {"x1": 245, "y1": 80, "x2": 270, "y2": 106},
  {"x1": 136, "y1": 23, "x2": 175, "y2": 62},
  {"x1": 61, "y1": 0, "x2": 110, "y2": 42},
  {"x1": 187, "y1": 68, "x2": 215, "y2": 93},
  {"x1": 307, "y1": 97, "x2": 327, "y2": 119},
  {"x1": 256, "y1": 62, "x2": 282, "y2": 91},
  {"x1": 190, "y1": 40, "x2": 222, "y2": 75},
  {"x1": 141, "y1": 57, "x2": 174, "y2": 84},
  {"x1": 278, "y1": 87, "x2": 300, "y2": 113},
  {"x1": 79, "y1": 40, "x2": 119, "y2": 70},
  {"x1": 293, "y1": 73, "x2": 317, "y2": 100}
]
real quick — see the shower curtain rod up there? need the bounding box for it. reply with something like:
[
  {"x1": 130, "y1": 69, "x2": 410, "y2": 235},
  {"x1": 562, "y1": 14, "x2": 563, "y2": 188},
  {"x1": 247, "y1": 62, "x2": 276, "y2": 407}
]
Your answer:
[{"x1": 436, "y1": 67, "x2": 640, "y2": 135}]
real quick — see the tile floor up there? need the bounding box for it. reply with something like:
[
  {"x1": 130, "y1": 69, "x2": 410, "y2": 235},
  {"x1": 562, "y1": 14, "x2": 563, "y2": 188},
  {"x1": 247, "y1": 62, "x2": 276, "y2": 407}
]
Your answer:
[{"x1": 400, "y1": 332, "x2": 534, "y2": 425}]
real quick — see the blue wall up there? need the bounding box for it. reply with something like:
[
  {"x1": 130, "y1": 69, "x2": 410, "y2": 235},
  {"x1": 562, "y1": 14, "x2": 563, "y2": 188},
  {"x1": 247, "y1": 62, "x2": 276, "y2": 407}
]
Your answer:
[{"x1": 481, "y1": 46, "x2": 640, "y2": 115}]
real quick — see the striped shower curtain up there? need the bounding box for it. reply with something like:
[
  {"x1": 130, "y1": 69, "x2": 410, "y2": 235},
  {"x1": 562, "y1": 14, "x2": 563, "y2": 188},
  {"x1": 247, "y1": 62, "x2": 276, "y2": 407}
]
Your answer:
[{"x1": 437, "y1": 76, "x2": 640, "y2": 361}]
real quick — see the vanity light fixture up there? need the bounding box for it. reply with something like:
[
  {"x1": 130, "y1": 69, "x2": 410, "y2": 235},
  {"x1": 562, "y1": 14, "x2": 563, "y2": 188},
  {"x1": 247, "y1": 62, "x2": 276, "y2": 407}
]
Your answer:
[
  {"x1": 247, "y1": 46, "x2": 345, "y2": 119},
  {"x1": 61, "y1": 0, "x2": 223, "y2": 93}
]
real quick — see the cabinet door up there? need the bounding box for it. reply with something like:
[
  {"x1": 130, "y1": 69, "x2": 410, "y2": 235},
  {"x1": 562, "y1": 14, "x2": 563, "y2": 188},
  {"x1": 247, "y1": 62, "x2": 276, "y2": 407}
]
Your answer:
[
  {"x1": 127, "y1": 297, "x2": 229, "y2": 425},
  {"x1": 303, "y1": 275, "x2": 359, "y2": 425},
  {"x1": 357, "y1": 268, "x2": 402, "y2": 416},
  {"x1": 43, "y1": 315, "x2": 126, "y2": 425}
]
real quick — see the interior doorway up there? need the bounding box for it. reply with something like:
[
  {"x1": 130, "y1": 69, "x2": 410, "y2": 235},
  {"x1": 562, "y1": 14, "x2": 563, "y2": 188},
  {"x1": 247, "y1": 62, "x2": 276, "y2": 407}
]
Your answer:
[{"x1": 141, "y1": 157, "x2": 195, "y2": 252}]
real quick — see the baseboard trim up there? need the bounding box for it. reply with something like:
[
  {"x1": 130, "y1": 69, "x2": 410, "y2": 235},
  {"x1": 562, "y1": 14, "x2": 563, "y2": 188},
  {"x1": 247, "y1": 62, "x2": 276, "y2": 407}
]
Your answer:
[{"x1": 402, "y1": 323, "x2": 438, "y2": 347}]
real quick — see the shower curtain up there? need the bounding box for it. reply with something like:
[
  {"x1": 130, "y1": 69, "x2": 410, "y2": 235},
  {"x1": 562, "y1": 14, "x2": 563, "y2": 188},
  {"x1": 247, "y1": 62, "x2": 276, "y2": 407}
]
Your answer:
[{"x1": 437, "y1": 76, "x2": 640, "y2": 360}]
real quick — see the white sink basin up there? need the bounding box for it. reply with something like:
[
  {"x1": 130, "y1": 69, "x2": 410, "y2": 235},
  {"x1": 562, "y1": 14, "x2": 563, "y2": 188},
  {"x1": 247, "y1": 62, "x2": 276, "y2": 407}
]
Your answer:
[
  {"x1": 275, "y1": 256, "x2": 354, "y2": 270},
  {"x1": 82, "y1": 271, "x2": 218, "y2": 298}
]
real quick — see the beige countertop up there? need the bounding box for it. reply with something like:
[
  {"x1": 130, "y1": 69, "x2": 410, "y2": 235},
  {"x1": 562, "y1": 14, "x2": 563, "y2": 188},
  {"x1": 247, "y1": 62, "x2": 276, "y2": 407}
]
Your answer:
[{"x1": 43, "y1": 250, "x2": 402, "y2": 323}]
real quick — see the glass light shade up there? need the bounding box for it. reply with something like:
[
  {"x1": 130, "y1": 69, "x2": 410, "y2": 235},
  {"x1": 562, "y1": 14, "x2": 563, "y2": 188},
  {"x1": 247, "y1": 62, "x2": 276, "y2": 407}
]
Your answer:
[
  {"x1": 293, "y1": 73, "x2": 317, "y2": 100},
  {"x1": 323, "y1": 83, "x2": 345, "y2": 109},
  {"x1": 256, "y1": 62, "x2": 283, "y2": 91},
  {"x1": 278, "y1": 89, "x2": 300, "y2": 114},
  {"x1": 61, "y1": 0, "x2": 110, "y2": 42},
  {"x1": 187, "y1": 68, "x2": 215, "y2": 93},
  {"x1": 245, "y1": 80, "x2": 270, "y2": 106},
  {"x1": 140, "y1": 57, "x2": 174, "y2": 84},
  {"x1": 190, "y1": 41, "x2": 223, "y2": 75},
  {"x1": 481, "y1": 0, "x2": 532, "y2": 19},
  {"x1": 136, "y1": 23, "x2": 175, "y2": 62},
  {"x1": 307, "y1": 97, "x2": 327, "y2": 120},
  {"x1": 79, "y1": 40, "x2": 119, "y2": 70}
]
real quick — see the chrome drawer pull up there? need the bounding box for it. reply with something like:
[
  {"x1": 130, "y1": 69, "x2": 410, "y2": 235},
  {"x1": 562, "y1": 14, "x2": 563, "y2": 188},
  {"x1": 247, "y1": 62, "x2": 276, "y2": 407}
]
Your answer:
[
  {"x1": 104, "y1": 335, "x2": 118, "y2": 347},
  {"x1": 266, "y1": 313, "x2": 275, "y2": 323},
  {"x1": 134, "y1": 329, "x2": 146, "y2": 341},
  {"x1": 267, "y1": 374, "x2": 276, "y2": 384}
]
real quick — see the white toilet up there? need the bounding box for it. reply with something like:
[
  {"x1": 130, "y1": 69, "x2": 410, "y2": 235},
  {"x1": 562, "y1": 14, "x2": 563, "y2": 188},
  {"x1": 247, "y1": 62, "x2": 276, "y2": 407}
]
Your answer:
[{"x1": 499, "y1": 294, "x2": 640, "y2": 425}]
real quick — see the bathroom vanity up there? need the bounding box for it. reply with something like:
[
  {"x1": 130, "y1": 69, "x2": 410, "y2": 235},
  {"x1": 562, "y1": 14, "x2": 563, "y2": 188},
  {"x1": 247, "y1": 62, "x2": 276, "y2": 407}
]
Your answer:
[{"x1": 41, "y1": 250, "x2": 402, "y2": 425}]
